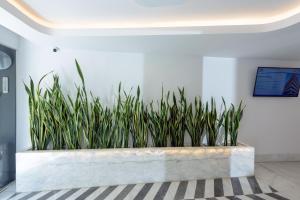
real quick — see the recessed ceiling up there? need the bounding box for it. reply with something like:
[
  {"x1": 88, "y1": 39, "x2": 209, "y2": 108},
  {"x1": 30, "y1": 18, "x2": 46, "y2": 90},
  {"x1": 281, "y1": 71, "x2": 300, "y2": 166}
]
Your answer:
[
  {"x1": 53, "y1": 22, "x2": 300, "y2": 60},
  {"x1": 2, "y1": 0, "x2": 300, "y2": 60},
  {"x1": 3, "y1": 0, "x2": 300, "y2": 35},
  {"x1": 13, "y1": 0, "x2": 300, "y2": 27}
]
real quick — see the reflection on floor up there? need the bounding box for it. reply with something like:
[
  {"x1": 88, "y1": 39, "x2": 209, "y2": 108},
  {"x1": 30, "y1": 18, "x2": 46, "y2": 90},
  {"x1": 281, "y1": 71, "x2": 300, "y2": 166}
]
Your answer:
[
  {"x1": 256, "y1": 162, "x2": 300, "y2": 200},
  {"x1": 0, "y1": 162, "x2": 299, "y2": 200},
  {"x1": 0, "y1": 182, "x2": 15, "y2": 200}
]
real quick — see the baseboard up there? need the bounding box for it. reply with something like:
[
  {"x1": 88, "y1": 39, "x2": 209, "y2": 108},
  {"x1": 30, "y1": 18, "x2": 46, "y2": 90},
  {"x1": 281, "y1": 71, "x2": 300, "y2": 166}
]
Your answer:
[{"x1": 256, "y1": 154, "x2": 300, "y2": 162}]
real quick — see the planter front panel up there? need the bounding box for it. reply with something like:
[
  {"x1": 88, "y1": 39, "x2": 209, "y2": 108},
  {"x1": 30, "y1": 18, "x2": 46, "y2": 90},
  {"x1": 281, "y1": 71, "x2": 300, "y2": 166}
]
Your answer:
[{"x1": 16, "y1": 146, "x2": 254, "y2": 192}]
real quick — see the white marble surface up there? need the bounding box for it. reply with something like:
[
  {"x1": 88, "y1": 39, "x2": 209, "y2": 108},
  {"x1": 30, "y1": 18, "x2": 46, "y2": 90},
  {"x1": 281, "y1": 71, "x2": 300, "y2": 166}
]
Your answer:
[
  {"x1": 3, "y1": 161, "x2": 299, "y2": 199},
  {"x1": 0, "y1": 182, "x2": 15, "y2": 200},
  {"x1": 16, "y1": 145, "x2": 254, "y2": 192},
  {"x1": 256, "y1": 162, "x2": 300, "y2": 200}
]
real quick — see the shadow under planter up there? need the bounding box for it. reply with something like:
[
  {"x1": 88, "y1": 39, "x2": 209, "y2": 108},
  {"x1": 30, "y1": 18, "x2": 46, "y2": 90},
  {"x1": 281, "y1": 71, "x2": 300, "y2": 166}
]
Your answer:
[{"x1": 16, "y1": 143, "x2": 254, "y2": 192}]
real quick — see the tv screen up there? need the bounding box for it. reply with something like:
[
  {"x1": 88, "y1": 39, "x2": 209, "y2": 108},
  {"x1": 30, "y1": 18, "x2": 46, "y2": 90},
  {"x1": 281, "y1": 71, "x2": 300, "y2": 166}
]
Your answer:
[{"x1": 253, "y1": 67, "x2": 300, "y2": 97}]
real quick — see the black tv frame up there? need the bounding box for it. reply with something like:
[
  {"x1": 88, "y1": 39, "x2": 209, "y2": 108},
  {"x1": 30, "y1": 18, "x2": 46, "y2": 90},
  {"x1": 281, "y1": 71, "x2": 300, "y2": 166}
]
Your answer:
[{"x1": 253, "y1": 67, "x2": 300, "y2": 97}]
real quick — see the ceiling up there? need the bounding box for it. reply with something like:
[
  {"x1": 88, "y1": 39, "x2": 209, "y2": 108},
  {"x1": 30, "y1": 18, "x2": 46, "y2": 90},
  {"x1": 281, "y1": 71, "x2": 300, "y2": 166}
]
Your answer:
[
  {"x1": 3, "y1": 0, "x2": 300, "y2": 35},
  {"x1": 54, "y1": 22, "x2": 300, "y2": 60},
  {"x1": 1, "y1": 0, "x2": 300, "y2": 60},
  {"x1": 17, "y1": 0, "x2": 300, "y2": 26}
]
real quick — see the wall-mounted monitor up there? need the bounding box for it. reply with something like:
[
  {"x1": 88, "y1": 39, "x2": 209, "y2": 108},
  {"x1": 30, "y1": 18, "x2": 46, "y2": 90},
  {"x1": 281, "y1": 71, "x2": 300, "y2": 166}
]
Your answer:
[{"x1": 253, "y1": 67, "x2": 300, "y2": 97}]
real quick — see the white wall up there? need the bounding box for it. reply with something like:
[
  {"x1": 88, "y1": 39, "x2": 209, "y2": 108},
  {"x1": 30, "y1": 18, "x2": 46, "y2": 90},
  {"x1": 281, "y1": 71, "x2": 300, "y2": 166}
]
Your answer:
[
  {"x1": 13, "y1": 37, "x2": 300, "y2": 161},
  {"x1": 0, "y1": 26, "x2": 19, "y2": 49},
  {"x1": 202, "y1": 57, "x2": 237, "y2": 106},
  {"x1": 16, "y1": 39, "x2": 203, "y2": 151},
  {"x1": 143, "y1": 54, "x2": 202, "y2": 104},
  {"x1": 16, "y1": 39, "x2": 145, "y2": 151},
  {"x1": 236, "y1": 58, "x2": 300, "y2": 161},
  {"x1": 203, "y1": 57, "x2": 300, "y2": 161}
]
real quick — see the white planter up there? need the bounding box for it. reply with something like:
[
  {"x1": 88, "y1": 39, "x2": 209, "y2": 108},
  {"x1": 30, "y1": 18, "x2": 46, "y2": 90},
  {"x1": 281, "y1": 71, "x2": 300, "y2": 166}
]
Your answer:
[{"x1": 16, "y1": 144, "x2": 254, "y2": 192}]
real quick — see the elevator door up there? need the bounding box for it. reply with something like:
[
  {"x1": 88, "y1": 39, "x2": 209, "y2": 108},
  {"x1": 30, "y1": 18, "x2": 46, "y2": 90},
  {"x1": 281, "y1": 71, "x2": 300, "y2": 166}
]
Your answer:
[{"x1": 0, "y1": 44, "x2": 16, "y2": 188}]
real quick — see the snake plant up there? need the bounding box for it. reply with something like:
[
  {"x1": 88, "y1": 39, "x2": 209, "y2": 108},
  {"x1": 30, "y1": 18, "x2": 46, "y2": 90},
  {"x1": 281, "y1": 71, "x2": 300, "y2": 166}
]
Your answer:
[
  {"x1": 205, "y1": 98, "x2": 224, "y2": 146},
  {"x1": 223, "y1": 100, "x2": 245, "y2": 146},
  {"x1": 46, "y1": 75, "x2": 68, "y2": 149},
  {"x1": 168, "y1": 88, "x2": 187, "y2": 147},
  {"x1": 24, "y1": 72, "x2": 52, "y2": 150},
  {"x1": 131, "y1": 86, "x2": 149, "y2": 148},
  {"x1": 25, "y1": 59, "x2": 245, "y2": 150},
  {"x1": 120, "y1": 89, "x2": 135, "y2": 148},
  {"x1": 148, "y1": 88, "x2": 170, "y2": 147},
  {"x1": 186, "y1": 97, "x2": 206, "y2": 146}
]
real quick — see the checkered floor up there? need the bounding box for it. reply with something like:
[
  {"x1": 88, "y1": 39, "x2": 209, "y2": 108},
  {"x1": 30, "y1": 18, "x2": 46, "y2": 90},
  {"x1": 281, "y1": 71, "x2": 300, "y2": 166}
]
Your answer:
[{"x1": 8, "y1": 176, "x2": 289, "y2": 200}]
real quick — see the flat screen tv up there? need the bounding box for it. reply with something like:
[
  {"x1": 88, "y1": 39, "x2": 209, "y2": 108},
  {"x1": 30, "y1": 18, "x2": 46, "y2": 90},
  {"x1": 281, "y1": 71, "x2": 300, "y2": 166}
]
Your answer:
[{"x1": 253, "y1": 67, "x2": 300, "y2": 97}]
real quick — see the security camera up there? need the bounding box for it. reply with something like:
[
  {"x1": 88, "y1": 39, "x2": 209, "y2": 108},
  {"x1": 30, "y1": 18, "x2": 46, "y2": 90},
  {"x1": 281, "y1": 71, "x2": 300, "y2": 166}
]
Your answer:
[{"x1": 52, "y1": 47, "x2": 60, "y2": 53}]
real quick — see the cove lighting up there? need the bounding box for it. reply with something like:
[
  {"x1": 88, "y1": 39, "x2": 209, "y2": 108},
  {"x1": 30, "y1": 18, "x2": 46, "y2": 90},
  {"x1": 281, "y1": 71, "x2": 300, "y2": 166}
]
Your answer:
[{"x1": 6, "y1": 0, "x2": 300, "y2": 29}]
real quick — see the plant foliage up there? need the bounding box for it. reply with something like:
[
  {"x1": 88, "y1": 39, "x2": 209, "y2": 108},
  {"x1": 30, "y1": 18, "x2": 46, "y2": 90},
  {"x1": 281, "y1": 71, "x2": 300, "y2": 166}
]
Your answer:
[{"x1": 25, "y1": 60, "x2": 245, "y2": 150}]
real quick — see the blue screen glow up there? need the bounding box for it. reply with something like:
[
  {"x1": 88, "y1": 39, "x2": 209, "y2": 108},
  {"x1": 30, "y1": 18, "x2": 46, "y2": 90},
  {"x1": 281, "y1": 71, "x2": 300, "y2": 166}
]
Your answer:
[{"x1": 253, "y1": 67, "x2": 300, "y2": 97}]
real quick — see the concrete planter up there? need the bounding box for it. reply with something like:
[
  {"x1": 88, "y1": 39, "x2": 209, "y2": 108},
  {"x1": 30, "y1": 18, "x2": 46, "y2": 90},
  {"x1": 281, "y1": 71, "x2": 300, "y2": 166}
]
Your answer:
[{"x1": 16, "y1": 144, "x2": 254, "y2": 192}]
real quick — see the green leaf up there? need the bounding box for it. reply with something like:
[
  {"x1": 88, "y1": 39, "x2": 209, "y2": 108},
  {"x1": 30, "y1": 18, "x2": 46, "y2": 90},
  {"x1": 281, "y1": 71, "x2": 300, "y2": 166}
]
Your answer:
[{"x1": 75, "y1": 59, "x2": 85, "y2": 85}]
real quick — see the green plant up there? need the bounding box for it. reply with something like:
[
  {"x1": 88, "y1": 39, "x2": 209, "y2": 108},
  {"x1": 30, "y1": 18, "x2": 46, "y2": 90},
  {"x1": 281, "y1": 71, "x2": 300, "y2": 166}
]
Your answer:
[
  {"x1": 223, "y1": 100, "x2": 245, "y2": 146},
  {"x1": 223, "y1": 98, "x2": 230, "y2": 146},
  {"x1": 88, "y1": 95, "x2": 102, "y2": 148},
  {"x1": 25, "y1": 59, "x2": 245, "y2": 151},
  {"x1": 58, "y1": 61, "x2": 89, "y2": 149},
  {"x1": 205, "y1": 98, "x2": 224, "y2": 146},
  {"x1": 148, "y1": 89, "x2": 170, "y2": 147},
  {"x1": 111, "y1": 84, "x2": 132, "y2": 148},
  {"x1": 25, "y1": 72, "x2": 52, "y2": 150},
  {"x1": 97, "y1": 107, "x2": 114, "y2": 148},
  {"x1": 186, "y1": 97, "x2": 205, "y2": 146},
  {"x1": 131, "y1": 87, "x2": 149, "y2": 148},
  {"x1": 120, "y1": 90, "x2": 135, "y2": 148},
  {"x1": 62, "y1": 88, "x2": 82, "y2": 149},
  {"x1": 75, "y1": 60, "x2": 91, "y2": 149},
  {"x1": 46, "y1": 75, "x2": 68, "y2": 149},
  {"x1": 168, "y1": 88, "x2": 187, "y2": 147},
  {"x1": 111, "y1": 84, "x2": 123, "y2": 148}
]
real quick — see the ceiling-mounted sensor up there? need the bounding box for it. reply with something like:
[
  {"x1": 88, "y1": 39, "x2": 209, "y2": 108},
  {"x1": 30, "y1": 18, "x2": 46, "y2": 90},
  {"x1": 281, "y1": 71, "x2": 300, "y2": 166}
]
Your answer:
[{"x1": 53, "y1": 47, "x2": 60, "y2": 53}]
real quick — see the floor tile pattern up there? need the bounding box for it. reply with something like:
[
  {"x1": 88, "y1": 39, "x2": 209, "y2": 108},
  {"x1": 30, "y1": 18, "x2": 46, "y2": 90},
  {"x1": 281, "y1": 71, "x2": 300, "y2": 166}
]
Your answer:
[{"x1": 8, "y1": 176, "x2": 289, "y2": 200}]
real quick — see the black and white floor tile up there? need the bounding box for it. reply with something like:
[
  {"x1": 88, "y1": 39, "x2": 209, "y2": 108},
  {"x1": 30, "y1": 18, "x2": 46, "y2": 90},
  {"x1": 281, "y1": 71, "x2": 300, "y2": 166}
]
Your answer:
[{"x1": 8, "y1": 177, "x2": 289, "y2": 200}]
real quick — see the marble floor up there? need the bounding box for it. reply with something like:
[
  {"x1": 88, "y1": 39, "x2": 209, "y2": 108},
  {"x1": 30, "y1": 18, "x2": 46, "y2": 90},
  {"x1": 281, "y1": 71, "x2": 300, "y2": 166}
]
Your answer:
[
  {"x1": 0, "y1": 182, "x2": 15, "y2": 200},
  {"x1": 255, "y1": 162, "x2": 300, "y2": 200},
  {"x1": 0, "y1": 162, "x2": 299, "y2": 200}
]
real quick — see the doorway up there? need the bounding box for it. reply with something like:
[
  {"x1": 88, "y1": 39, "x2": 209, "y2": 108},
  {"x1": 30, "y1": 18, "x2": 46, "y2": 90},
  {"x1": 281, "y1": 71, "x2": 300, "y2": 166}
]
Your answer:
[{"x1": 0, "y1": 44, "x2": 16, "y2": 188}]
